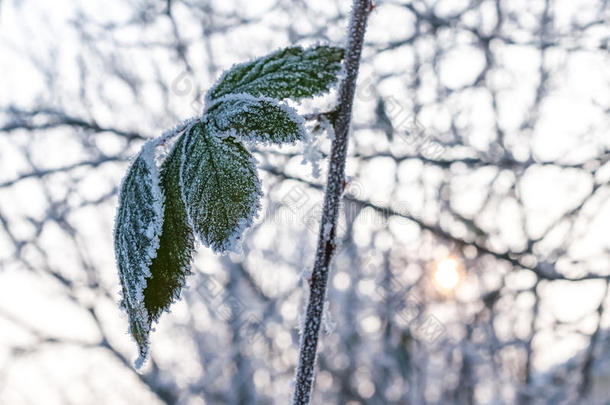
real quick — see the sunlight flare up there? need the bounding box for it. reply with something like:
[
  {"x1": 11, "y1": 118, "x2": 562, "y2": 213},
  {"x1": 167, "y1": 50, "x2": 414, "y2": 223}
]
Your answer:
[{"x1": 433, "y1": 257, "x2": 461, "y2": 291}]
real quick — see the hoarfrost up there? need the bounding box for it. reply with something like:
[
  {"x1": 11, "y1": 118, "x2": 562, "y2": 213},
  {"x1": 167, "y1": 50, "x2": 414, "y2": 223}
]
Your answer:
[
  {"x1": 300, "y1": 267, "x2": 313, "y2": 282},
  {"x1": 207, "y1": 93, "x2": 306, "y2": 145},
  {"x1": 180, "y1": 122, "x2": 262, "y2": 253},
  {"x1": 114, "y1": 139, "x2": 165, "y2": 368},
  {"x1": 301, "y1": 129, "x2": 323, "y2": 179},
  {"x1": 322, "y1": 221, "x2": 332, "y2": 241},
  {"x1": 206, "y1": 45, "x2": 344, "y2": 103},
  {"x1": 321, "y1": 302, "x2": 336, "y2": 335}
]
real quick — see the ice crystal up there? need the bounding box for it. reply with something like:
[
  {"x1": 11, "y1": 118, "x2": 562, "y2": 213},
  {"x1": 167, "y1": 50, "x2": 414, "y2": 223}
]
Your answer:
[
  {"x1": 207, "y1": 45, "x2": 344, "y2": 102},
  {"x1": 207, "y1": 94, "x2": 306, "y2": 145},
  {"x1": 180, "y1": 122, "x2": 262, "y2": 253},
  {"x1": 114, "y1": 140, "x2": 164, "y2": 366},
  {"x1": 145, "y1": 134, "x2": 196, "y2": 325}
]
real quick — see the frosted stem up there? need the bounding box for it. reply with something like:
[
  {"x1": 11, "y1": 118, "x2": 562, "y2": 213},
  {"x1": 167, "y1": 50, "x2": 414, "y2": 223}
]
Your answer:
[{"x1": 291, "y1": 1, "x2": 371, "y2": 404}]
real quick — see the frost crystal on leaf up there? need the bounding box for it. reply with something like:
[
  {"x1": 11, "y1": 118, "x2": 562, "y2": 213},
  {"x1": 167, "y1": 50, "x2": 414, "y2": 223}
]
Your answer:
[
  {"x1": 207, "y1": 94, "x2": 306, "y2": 145},
  {"x1": 145, "y1": 134, "x2": 196, "y2": 325},
  {"x1": 206, "y1": 45, "x2": 344, "y2": 102},
  {"x1": 114, "y1": 140, "x2": 164, "y2": 367},
  {"x1": 180, "y1": 122, "x2": 262, "y2": 253}
]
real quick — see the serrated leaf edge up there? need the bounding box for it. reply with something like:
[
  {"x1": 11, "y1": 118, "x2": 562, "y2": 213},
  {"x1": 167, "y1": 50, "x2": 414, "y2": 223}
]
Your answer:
[
  {"x1": 204, "y1": 44, "x2": 344, "y2": 105},
  {"x1": 113, "y1": 140, "x2": 165, "y2": 369},
  {"x1": 207, "y1": 93, "x2": 307, "y2": 146},
  {"x1": 179, "y1": 123, "x2": 263, "y2": 254}
]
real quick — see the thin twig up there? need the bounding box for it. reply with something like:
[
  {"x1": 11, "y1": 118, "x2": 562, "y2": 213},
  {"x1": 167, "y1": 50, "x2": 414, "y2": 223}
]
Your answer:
[{"x1": 291, "y1": 1, "x2": 372, "y2": 404}]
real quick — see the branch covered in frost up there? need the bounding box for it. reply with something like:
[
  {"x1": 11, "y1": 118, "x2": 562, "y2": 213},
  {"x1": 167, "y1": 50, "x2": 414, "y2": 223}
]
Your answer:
[{"x1": 292, "y1": 1, "x2": 372, "y2": 404}]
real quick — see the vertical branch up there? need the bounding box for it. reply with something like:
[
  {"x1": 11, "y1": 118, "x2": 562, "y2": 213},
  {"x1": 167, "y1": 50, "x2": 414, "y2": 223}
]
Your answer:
[{"x1": 292, "y1": 1, "x2": 371, "y2": 404}]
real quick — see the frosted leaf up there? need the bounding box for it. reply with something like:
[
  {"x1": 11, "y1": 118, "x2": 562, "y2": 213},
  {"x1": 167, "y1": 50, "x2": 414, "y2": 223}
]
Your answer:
[
  {"x1": 145, "y1": 134, "x2": 196, "y2": 325},
  {"x1": 114, "y1": 140, "x2": 164, "y2": 366},
  {"x1": 113, "y1": 43, "x2": 346, "y2": 368},
  {"x1": 180, "y1": 122, "x2": 262, "y2": 253},
  {"x1": 206, "y1": 45, "x2": 344, "y2": 102},
  {"x1": 207, "y1": 94, "x2": 306, "y2": 145}
]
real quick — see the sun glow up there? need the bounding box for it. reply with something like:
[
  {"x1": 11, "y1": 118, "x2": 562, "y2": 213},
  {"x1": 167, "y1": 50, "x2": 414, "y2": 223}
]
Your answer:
[{"x1": 433, "y1": 258, "x2": 460, "y2": 291}]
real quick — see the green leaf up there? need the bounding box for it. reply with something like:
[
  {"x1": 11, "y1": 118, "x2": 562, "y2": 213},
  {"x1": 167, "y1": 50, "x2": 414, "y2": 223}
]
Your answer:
[
  {"x1": 207, "y1": 94, "x2": 306, "y2": 144},
  {"x1": 144, "y1": 134, "x2": 196, "y2": 325},
  {"x1": 114, "y1": 141, "x2": 164, "y2": 366},
  {"x1": 181, "y1": 122, "x2": 262, "y2": 252},
  {"x1": 207, "y1": 45, "x2": 344, "y2": 101}
]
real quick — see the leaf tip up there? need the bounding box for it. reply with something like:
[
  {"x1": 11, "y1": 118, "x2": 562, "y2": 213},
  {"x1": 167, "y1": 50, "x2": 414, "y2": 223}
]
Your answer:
[{"x1": 134, "y1": 348, "x2": 149, "y2": 370}]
